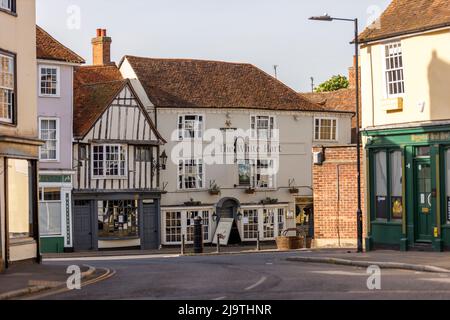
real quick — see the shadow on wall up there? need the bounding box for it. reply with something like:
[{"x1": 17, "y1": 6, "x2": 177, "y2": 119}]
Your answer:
[{"x1": 428, "y1": 50, "x2": 450, "y2": 120}]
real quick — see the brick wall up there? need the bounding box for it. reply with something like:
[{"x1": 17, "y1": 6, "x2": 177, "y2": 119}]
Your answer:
[{"x1": 312, "y1": 145, "x2": 366, "y2": 248}]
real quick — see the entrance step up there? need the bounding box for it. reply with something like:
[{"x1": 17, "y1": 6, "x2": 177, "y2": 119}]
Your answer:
[{"x1": 411, "y1": 242, "x2": 433, "y2": 252}]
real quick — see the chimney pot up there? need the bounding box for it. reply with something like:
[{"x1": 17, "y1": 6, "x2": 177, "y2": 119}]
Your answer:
[
  {"x1": 96, "y1": 28, "x2": 102, "y2": 37},
  {"x1": 102, "y1": 29, "x2": 107, "y2": 37}
]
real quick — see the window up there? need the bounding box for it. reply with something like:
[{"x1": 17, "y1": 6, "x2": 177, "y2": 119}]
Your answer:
[
  {"x1": 39, "y1": 187, "x2": 62, "y2": 236},
  {"x1": 7, "y1": 159, "x2": 33, "y2": 239},
  {"x1": 263, "y1": 209, "x2": 275, "y2": 239},
  {"x1": 165, "y1": 211, "x2": 182, "y2": 243},
  {"x1": 39, "y1": 118, "x2": 59, "y2": 161},
  {"x1": 178, "y1": 115, "x2": 203, "y2": 140},
  {"x1": 314, "y1": 118, "x2": 337, "y2": 141},
  {"x1": 39, "y1": 66, "x2": 60, "y2": 96},
  {"x1": 98, "y1": 200, "x2": 138, "y2": 238},
  {"x1": 384, "y1": 42, "x2": 405, "y2": 97},
  {"x1": 0, "y1": 0, "x2": 15, "y2": 13},
  {"x1": 445, "y1": 150, "x2": 450, "y2": 224},
  {"x1": 135, "y1": 146, "x2": 151, "y2": 162},
  {"x1": 251, "y1": 115, "x2": 275, "y2": 139},
  {"x1": 92, "y1": 145, "x2": 126, "y2": 178},
  {"x1": 253, "y1": 159, "x2": 275, "y2": 189},
  {"x1": 0, "y1": 52, "x2": 15, "y2": 123},
  {"x1": 277, "y1": 208, "x2": 285, "y2": 236},
  {"x1": 243, "y1": 209, "x2": 259, "y2": 240},
  {"x1": 79, "y1": 144, "x2": 88, "y2": 161},
  {"x1": 178, "y1": 159, "x2": 204, "y2": 189},
  {"x1": 238, "y1": 160, "x2": 251, "y2": 186},
  {"x1": 373, "y1": 150, "x2": 403, "y2": 220}
]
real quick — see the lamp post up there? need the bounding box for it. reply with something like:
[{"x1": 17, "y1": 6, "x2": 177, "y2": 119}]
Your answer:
[{"x1": 309, "y1": 14, "x2": 363, "y2": 253}]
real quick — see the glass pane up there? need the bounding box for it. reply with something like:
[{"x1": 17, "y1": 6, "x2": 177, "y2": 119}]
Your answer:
[
  {"x1": 8, "y1": 159, "x2": 31, "y2": 239},
  {"x1": 375, "y1": 151, "x2": 388, "y2": 219},
  {"x1": 390, "y1": 151, "x2": 403, "y2": 219}
]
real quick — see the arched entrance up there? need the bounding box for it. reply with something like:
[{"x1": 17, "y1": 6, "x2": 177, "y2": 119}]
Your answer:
[{"x1": 215, "y1": 198, "x2": 241, "y2": 244}]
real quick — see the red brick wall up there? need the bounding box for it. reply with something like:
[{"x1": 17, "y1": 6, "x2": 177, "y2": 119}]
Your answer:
[{"x1": 312, "y1": 145, "x2": 366, "y2": 248}]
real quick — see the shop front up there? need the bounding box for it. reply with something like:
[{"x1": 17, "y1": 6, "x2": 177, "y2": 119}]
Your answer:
[{"x1": 365, "y1": 125, "x2": 450, "y2": 252}]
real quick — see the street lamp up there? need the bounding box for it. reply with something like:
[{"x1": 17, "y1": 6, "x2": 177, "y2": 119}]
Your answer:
[{"x1": 309, "y1": 14, "x2": 363, "y2": 253}]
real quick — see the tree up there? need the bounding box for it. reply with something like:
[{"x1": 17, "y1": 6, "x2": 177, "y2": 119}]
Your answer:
[{"x1": 315, "y1": 75, "x2": 349, "y2": 93}]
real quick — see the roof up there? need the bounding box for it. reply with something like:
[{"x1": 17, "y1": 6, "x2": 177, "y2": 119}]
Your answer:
[
  {"x1": 36, "y1": 25, "x2": 85, "y2": 64},
  {"x1": 122, "y1": 55, "x2": 325, "y2": 112},
  {"x1": 359, "y1": 0, "x2": 450, "y2": 43},
  {"x1": 301, "y1": 89, "x2": 356, "y2": 114},
  {"x1": 73, "y1": 65, "x2": 125, "y2": 137}
]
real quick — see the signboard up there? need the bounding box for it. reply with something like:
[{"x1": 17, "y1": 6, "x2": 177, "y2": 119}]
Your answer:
[{"x1": 212, "y1": 218, "x2": 234, "y2": 245}]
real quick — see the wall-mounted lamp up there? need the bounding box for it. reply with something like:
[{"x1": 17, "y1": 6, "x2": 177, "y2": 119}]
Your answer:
[{"x1": 212, "y1": 212, "x2": 218, "y2": 222}]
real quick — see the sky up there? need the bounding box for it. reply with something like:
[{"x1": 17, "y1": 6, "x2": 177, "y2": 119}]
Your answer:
[{"x1": 36, "y1": 0, "x2": 391, "y2": 92}]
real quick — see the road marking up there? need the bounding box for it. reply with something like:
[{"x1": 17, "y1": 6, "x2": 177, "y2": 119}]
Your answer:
[
  {"x1": 418, "y1": 278, "x2": 450, "y2": 284},
  {"x1": 212, "y1": 296, "x2": 227, "y2": 300},
  {"x1": 245, "y1": 276, "x2": 267, "y2": 291},
  {"x1": 43, "y1": 254, "x2": 180, "y2": 262},
  {"x1": 311, "y1": 270, "x2": 365, "y2": 276}
]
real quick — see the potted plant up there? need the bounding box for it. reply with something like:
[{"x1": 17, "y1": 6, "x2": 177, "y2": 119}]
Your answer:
[
  {"x1": 276, "y1": 228, "x2": 305, "y2": 251},
  {"x1": 288, "y1": 179, "x2": 299, "y2": 194},
  {"x1": 184, "y1": 198, "x2": 202, "y2": 206},
  {"x1": 260, "y1": 197, "x2": 278, "y2": 205},
  {"x1": 245, "y1": 187, "x2": 255, "y2": 194},
  {"x1": 209, "y1": 181, "x2": 221, "y2": 196}
]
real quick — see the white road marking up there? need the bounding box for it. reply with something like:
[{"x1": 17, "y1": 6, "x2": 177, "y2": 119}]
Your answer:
[
  {"x1": 43, "y1": 254, "x2": 180, "y2": 262},
  {"x1": 245, "y1": 276, "x2": 267, "y2": 291},
  {"x1": 212, "y1": 296, "x2": 227, "y2": 300},
  {"x1": 418, "y1": 278, "x2": 450, "y2": 284},
  {"x1": 311, "y1": 270, "x2": 366, "y2": 276}
]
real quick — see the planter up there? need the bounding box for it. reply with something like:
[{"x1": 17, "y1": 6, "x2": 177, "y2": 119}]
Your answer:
[
  {"x1": 305, "y1": 237, "x2": 313, "y2": 249},
  {"x1": 209, "y1": 190, "x2": 221, "y2": 196},
  {"x1": 245, "y1": 188, "x2": 255, "y2": 195},
  {"x1": 289, "y1": 188, "x2": 299, "y2": 194},
  {"x1": 276, "y1": 236, "x2": 304, "y2": 251}
]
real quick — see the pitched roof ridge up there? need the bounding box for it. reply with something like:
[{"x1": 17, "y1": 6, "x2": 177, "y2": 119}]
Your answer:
[
  {"x1": 125, "y1": 55, "x2": 252, "y2": 66},
  {"x1": 78, "y1": 79, "x2": 126, "y2": 87},
  {"x1": 36, "y1": 25, "x2": 85, "y2": 64}
]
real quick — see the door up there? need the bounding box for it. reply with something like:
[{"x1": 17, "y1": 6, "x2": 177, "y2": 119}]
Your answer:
[
  {"x1": 415, "y1": 160, "x2": 433, "y2": 242},
  {"x1": 142, "y1": 201, "x2": 158, "y2": 249},
  {"x1": 261, "y1": 209, "x2": 275, "y2": 240},
  {"x1": 73, "y1": 200, "x2": 93, "y2": 251}
]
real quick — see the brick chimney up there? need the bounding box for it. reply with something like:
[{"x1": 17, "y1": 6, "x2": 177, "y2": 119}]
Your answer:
[
  {"x1": 92, "y1": 28, "x2": 112, "y2": 66},
  {"x1": 348, "y1": 55, "x2": 361, "y2": 88}
]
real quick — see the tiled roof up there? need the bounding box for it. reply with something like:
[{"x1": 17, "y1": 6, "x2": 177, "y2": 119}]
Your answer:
[
  {"x1": 301, "y1": 90, "x2": 356, "y2": 114},
  {"x1": 36, "y1": 26, "x2": 85, "y2": 64},
  {"x1": 123, "y1": 56, "x2": 325, "y2": 112},
  {"x1": 73, "y1": 65, "x2": 126, "y2": 137},
  {"x1": 359, "y1": 0, "x2": 450, "y2": 43}
]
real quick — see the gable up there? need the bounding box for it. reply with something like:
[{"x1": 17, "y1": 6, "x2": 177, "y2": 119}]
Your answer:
[{"x1": 81, "y1": 84, "x2": 162, "y2": 144}]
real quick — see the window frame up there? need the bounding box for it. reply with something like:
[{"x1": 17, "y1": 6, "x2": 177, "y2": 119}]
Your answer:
[
  {"x1": 250, "y1": 114, "x2": 276, "y2": 140},
  {"x1": 38, "y1": 65, "x2": 60, "y2": 97},
  {"x1": 177, "y1": 158, "x2": 205, "y2": 190},
  {"x1": 372, "y1": 148, "x2": 404, "y2": 222},
  {"x1": 0, "y1": 50, "x2": 16, "y2": 125},
  {"x1": 252, "y1": 159, "x2": 276, "y2": 189},
  {"x1": 0, "y1": 0, "x2": 16, "y2": 15},
  {"x1": 38, "y1": 186, "x2": 63, "y2": 236},
  {"x1": 39, "y1": 117, "x2": 60, "y2": 162},
  {"x1": 382, "y1": 41, "x2": 405, "y2": 99},
  {"x1": 162, "y1": 208, "x2": 213, "y2": 244},
  {"x1": 91, "y1": 144, "x2": 128, "y2": 179},
  {"x1": 314, "y1": 117, "x2": 338, "y2": 142},
  {"x1": 177, "y1": 114, "x2": 205, "y2": 141}
]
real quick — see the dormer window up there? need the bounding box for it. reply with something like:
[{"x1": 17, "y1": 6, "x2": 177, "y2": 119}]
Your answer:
[{"x1": 384, "y1": 42, "x2": 405, "y2": 97}]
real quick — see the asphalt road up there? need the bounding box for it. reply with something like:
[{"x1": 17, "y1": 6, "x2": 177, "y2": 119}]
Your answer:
[{"x1": 36, "y1": 252, "x2": 450, "y2": 300}]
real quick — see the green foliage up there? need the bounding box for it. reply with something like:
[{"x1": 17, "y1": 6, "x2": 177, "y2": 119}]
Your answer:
[{"x1": 315, "y1": 75, "x2": 349, "y2": 92}]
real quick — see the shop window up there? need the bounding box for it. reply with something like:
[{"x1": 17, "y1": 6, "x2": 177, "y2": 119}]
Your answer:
[
  {"x1": 164, "y1": 210, "x2": 212, "y2": 244},
  {"x1": 373, "y1": 150, "x2": 403, "y2": 221},
  {"x1": 242, "y1": 209, "x2": 259, "y2": 240},
  {"x1": 97, "y1": 200, "x2": 138, "y2": 238},
  {"x1": 39, "y1": 187, "x2": 62, "y2": 236},
  {"x1": 7, "y1": 159, "x2": 33, "y2": 239},
  {"x1": 277, "y1": 208, "x2": 285, "y2": 236},
  {"x1": 263, "y1": 209, "x2": 275, "y2": 239},
  {"x1": 165, "y1": 211, "x2": 181, "y2": 243},
  {"x1": 416, "y1": 146, "x2": 431, "y2": 157}
]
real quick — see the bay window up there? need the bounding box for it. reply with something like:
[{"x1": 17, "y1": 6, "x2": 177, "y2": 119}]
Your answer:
[
  {"x1": 39, "y1": 66, "x2": 60, "y2": 96},
  {"x1": 314, "y1": 118, "x2": 337, "y2": 141},
  {"x1": 98, "y1": 200, "x2": 139, "y2": 238},
  {"x1": 92, "y1": 144, "x2": 126, "y2": 178},
  {"x1": 0, "y1": 52, "x2": 15, "y2": 123},
  {"x1": 384, "y1": 42, "x2": 405, "y2": 97},
  {"x1": 178, "y1": 159, "x2": 204, "y2": 189},
  {"x1": 39, "y1": 118, "x2": 59, "y2": 161},
  {"x1": 373, "y1": 150, "x2": 403, "y2": 220},
  {"x1": 39, "y1": 187, "x2": 62, "y2": 236}
]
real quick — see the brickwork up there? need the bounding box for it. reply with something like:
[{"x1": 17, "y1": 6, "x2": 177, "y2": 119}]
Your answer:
[{"x1": 312, "y1": 145, "x2": 366, "y2": 248}]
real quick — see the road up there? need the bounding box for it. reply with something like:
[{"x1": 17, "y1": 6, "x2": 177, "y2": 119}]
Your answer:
[{"x1": 36, "y1": 252, "x2": 450, "y2": 300}]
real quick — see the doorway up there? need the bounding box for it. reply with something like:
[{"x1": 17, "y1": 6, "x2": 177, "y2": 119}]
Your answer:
[
  {"x1": 216, "y1": 198, "x2": 241, "y2": 244},
  {"x1": 414, "y1": 159, "x2": 433, "y2": 242}
]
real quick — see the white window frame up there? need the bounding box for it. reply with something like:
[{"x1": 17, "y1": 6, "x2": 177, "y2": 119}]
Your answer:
[
  {"x1": 39, "y1": 117, "x2": 60, "y2": 162},
  {"x1": 91, "y1": 144, "x2": 128, "y2": 179},
  {"x1": 162, "y1": 208, "x2": 213, "y2": 244},
  {"x1": 39, "y1": 65, "x2": 60, "y2": 97},
  {"x1": 38, "y1": 186, "x2": 63, "y2": 237},
  {"x1": 251, "y1": 159, "x2": 276, "y2": 189},
  {"x1": 250, "y1": 115, "x2": 276, "y2": 140},
  {"x1": 0, "y1": 52, "x2": 15, "y2": 124},
  {"x1": 0, "y1": 0, "x2": 14, "y2": 12},
  {"x1": 382, "y1": 41, "x2": 405, "y2": 98},
  {"x1": 177, "y1": 158, "x2": 205, "y2": 190},
  {"x1": 240, "y1": 206, "x2": 286, "y2": 241},
  {"x1": 314, "y1": 117, "x2": 338, "y2": 142},
  {"x1": 178, "y1": 114, "x2": 204, "y2": 140}
]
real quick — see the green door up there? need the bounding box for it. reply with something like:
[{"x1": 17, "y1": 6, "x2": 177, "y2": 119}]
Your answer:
[{"x1": 414, "y1": 160, "x2": 433, "y2": 242}]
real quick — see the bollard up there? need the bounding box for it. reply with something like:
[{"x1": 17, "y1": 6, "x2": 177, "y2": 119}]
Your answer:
[
  {"x1": 256, "y1": 231, "x2": 261, "y2": 251},
  {"x1": 181, "y1": 234, "x2": 185, "y2": 255},
  {"x1": 193, "y1": 216, "x2": 203, "y2": 254},
  {"x1": 216, "y1": 234, "x2": 221, "y2": 253}
]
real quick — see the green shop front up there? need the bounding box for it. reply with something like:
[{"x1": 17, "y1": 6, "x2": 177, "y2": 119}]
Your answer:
[{"x1": 365, "y1": 125, "x2": 450, "y2": 252}]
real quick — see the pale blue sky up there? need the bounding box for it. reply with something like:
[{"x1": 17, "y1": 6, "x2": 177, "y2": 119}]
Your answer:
[{"x1": 36, "y1": 0, "x2": 390, "y2": 92}]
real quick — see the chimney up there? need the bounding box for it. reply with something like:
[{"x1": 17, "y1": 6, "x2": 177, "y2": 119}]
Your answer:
[
  {"x1": 348, "y1": 55, "x2": 360, "y2": 88},
  {"x1": 92, "y1": 28, "x2": 112, "y2": 66}
]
